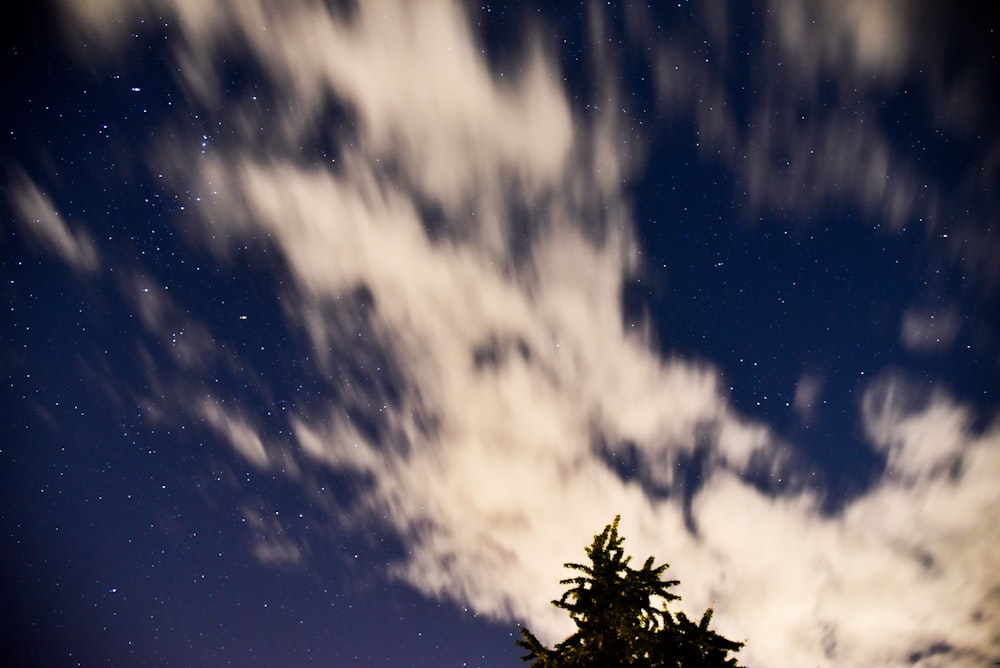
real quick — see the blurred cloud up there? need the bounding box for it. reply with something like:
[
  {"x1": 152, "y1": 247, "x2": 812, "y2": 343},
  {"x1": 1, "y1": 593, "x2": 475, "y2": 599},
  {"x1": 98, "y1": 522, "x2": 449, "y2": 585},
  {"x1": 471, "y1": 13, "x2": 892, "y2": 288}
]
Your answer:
[
  {"x1": 650, "y1": 0, "x2": 999, "y2": 296},
  {"x1": 200, "y1": 401, "x2": 269, "y2": 470},
  {"x1": 793, "y1": 372, "x2": 823, "y2": 421},
  {"x1": 900, "y1": 306, "x2": 961, "y2": 353},
  {"x1": 52, "y1": 1, "x2": 1000, "y2": 667},
  {"x1": 128, "y1": 277, "x2": 228, "y2": 371},
  {"x1": 242, "y1": 505, "x2": 305, "y2": 567},
  {"x1": 7, "y1": 170, "x2": 100, "y2": 273},
  {"x1": 862, "y1": 374, "x2": 967, "y2": 481},
  {"x1": 769, "y1": 0, "x2": 916, "y2": 82},
  {"x1": 653, "y1": 0, "x2": 929, "y2": 231}
]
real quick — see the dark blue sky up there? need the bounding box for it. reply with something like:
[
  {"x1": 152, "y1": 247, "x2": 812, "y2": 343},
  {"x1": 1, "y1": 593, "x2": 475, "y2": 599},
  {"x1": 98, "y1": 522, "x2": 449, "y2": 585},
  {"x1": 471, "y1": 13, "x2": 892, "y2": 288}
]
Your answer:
[{"x1": 3, "y1": 2, "x2": 999, "y2": 666}]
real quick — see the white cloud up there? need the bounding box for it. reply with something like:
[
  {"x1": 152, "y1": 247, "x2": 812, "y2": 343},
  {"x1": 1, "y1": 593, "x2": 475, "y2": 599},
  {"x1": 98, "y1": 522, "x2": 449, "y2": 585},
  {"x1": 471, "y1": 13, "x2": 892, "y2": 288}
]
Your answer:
[
  {"x1": 862, "y1": 374, "x2": 970, "y2": 482},
  {"x1": 8, "y1": 171, "x2": 99, "y2": 273},
  {"x1": 695, "y1": 377, "x2": 1000, "y2": 666},
  {"x1": 58, "y1": 2, "x2": 1000, "y2": 666}
]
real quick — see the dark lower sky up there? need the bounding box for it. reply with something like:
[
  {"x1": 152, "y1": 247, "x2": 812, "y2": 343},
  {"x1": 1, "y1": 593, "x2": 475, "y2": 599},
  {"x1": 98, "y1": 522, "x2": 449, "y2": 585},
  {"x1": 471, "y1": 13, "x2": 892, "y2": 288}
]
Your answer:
[{"x1": 3, "y1": 1, "x2": 999, "y2": 666}]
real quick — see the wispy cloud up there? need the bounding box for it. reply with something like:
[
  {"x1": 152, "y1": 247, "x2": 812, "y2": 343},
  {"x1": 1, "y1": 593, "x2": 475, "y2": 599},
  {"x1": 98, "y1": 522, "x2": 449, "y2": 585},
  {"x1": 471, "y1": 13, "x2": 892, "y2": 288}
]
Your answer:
[
  {"x1": 200, "y1": 401, "x2": 269, "y2": 470},
  {"x1": 242, "y1": 505, "x2": 305, "y2": 567},
  {"x1": 792, "y1": 372, "x2": 823, "y2": 422},
  {"x1": 53, "y1": 1, "x2": 1000, "y2": 666},
  {"x1": 649, "y1": 0, "x2": 1000, "y2": 299},
  {"x1": 8, "y1": 170, "x2": 100, "y2": 273},
  {"x1": 901, "y1": 306, "x2": 961, "y2": 353},
  {"x1": 652, "y1": 0, "x2": 930, "y2": 231}
]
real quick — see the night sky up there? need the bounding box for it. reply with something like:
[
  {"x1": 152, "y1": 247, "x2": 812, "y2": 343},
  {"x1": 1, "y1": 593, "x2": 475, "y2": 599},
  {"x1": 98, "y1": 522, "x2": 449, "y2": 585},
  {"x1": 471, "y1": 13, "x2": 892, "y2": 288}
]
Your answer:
[{"x1": 3, "y1": 1, "x2": 999, "y2": 666}]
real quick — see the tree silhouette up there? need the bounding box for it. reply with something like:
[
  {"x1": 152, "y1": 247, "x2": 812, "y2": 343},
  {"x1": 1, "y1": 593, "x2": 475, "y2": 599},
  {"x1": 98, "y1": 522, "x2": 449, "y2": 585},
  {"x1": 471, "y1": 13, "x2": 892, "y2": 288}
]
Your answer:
[{"x1": 518, "y1": 517, "x2": 745, "y2": 667}]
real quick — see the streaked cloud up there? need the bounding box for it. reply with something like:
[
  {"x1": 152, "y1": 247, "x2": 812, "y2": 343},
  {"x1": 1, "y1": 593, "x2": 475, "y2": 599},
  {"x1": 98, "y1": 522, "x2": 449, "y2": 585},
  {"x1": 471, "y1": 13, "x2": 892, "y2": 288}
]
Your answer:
[
  {"x1": 652, "y1": 0, "x2": 928, "y2": 232},
  {"x1": 649, "y1": 0, "x2": 999, "y2": 298},
  {"x1": 8, "y1": 171, "x2": 99, "y2": 273},
  {"x1": 128, "y1": 277, "x2": 228, "y2": 371},
  {"x1": 200, "y1": 401, "x2": 269, "y2": 470}
]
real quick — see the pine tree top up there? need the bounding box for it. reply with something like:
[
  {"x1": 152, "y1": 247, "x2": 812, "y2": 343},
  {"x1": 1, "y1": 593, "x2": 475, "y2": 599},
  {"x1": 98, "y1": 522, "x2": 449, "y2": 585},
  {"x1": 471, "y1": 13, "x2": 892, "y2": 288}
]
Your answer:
[{"x1": 518, "y1": 516, "x2": 746, "y2": 668}]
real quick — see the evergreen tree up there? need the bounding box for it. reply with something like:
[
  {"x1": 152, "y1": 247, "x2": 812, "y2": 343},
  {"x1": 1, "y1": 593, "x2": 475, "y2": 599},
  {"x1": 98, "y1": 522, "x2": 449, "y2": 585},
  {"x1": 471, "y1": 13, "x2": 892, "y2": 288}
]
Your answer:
[{"x1": 518, "y1": 517, "x2": 745, "y2": 667}]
